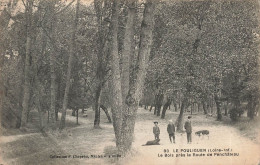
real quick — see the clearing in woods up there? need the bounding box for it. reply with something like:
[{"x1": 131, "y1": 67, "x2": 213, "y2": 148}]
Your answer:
[{"x1": 0, "y1": 108, "x2": 259, "y2": 165}]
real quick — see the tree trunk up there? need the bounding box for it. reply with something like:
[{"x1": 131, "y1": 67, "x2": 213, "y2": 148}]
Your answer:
[
  {"x1": 121, "y1": 0, "x2": 135, "y2": 101},
  {"x1": 202, "y1": 101, "x2": 208, "y2": 114},
  {"x1": 247, "y1": 94, "x2": 255, "y2": 119},
  {"x1": 154, "y1": 103, "x2": 157, "y2": 115},
  {"x1": 49, "y1": 11, "x2": 57, "y2": 124},
  {"x1": 210, "y1": 97, "x2": 214, "y2": 114},
  {"x1": 176, "y1": 96, "x2": 187, "y2": 132},
  {"x1": 76, "y1": 109, "x2": 79, "y2": 125},
  {"x1": 21, "y1": 0, "x2": 33, "y2": 128},
  {"x1": 47, "y1": 110, "x2": 49, "y2": 123},
  {"x1": 100, "y1": 105, "x2": 112, "y2": 123},
  {"x1": 156, "y1": 92, "x2": 164, "y2": 116},
  {"x1": 174, "y1": 102, "x2": 177, "y2": 112},
  {"x1": 206, "y1": 103, "x2": 210, "y2": 113},
  {"x1": 191, "y1": 101, "x2": 194, "y2": 115},
  {"x1": 161, "y1": 106, "x2": 167, "y2": 118},
  {"x1": 59, "y1": 0, "x2": 80, "y2": 130},
  {"x1": 93, "y1": 0, "x2": 110, "y2": 129},
  {"x1": 56, "y1": 76, "x2": 61, "y2": 120},
  {"x1": 94, "y1": 84, "x2": 102, "y2": 128},
  {"x1": 119, "y1": 102, "x2": 138, "y2": 154},
  {"x1": 214, "y1": 94, "x2": 222, "y2": 121},
  {"x1": 72, "y1": 109, "x2": 76, "y2": 116},
  {"x1": 118, "y1": 0, "x2": 155, "y2": 155},
  {"x1": 224, "y1": 101, "x2": 228, "y2": 116},
  {"x1": 33, "y1": 50, "x2": 45, "y2": 131},
  {"x1": 156, "y1": 104, "x2": 162, "y2": 116},
  {"x1": 109, "y1": 0, "x2": 155, "y2": 155},
  {"x1": 109, "y1": 0, "x2": 123, "y2": 148},
  {"x1": 161, "y1": 98, "x2": 171, "y2": 119},
  {"x1": 34, "y1": 20, "x2": 48, "y2": 131},
  {"x1": 35, "y1": 74, "x2": 45, "y2": 131},
  {"x1": 197, "y1": 103, "x2": 200, "y2": 112},
  {"x1": 0, "y1": 4, "x2": 17, "y2": 124},
  {"x1": 149, "y1": 104, "x2": 154, "y2": 112},
  {"x1": 41, "y1": 1, "x2": 58, "y2": 125}
]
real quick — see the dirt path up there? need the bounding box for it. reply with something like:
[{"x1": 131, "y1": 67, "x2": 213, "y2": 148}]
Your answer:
[
  {"x1": 122, "y1": 109, "x2": 260, "y2": 165},
  {"x1": 0, "y1": 110, "x2": 115, "y2": 165},
  {"x1": 0, "y1": 109, "x2": 259, "y2": 165}
]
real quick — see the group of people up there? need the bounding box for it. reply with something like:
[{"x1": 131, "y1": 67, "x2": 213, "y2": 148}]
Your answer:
[{"x1": 153, "y1": 116, "x2": 192, "y2": 144}]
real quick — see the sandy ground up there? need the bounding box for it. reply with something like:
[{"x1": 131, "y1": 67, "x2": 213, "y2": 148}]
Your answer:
[
  {"x1": 123, "y1": 110, "x2": 260, "y2": 165},
  {"x1": 0, "y1": 108, "x2": 259, "y2": 165}
]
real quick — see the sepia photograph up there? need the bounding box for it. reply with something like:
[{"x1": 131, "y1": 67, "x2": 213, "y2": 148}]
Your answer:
[{"x1": 0, "y1": 0, "x2": 260, "y2": 164}]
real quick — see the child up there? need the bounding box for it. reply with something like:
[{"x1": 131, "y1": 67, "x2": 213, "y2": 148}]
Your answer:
[
  {"x1": 153, "y1": 121, "x2": 160, "y2": 140},
  {"x1": 167, "y1": 120, "x2": 175, "y2": 143}
]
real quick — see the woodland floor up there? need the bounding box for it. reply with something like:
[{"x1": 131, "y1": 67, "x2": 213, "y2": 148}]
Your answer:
[{"x1": 0, "y1": 108, "x2": 260, "y2": 165}]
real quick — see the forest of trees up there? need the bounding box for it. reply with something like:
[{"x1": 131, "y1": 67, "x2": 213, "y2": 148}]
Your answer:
[{"x1": 0, "y1": 0, "x2": 260, "y2": 156}]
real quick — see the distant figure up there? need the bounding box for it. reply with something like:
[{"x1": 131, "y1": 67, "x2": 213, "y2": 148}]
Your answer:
[
  {"x1": 153, "y1": 121, "x2": 160, "y2": 140},
  {"x1": 184, "y1": 116, "x2": 192, "y2": 144},
  {"x1": 167, "y1": 120, "x2": 175, "y2": 143}
]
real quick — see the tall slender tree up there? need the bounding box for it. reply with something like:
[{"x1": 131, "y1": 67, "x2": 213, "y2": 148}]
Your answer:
[
  {"x1": 110, "y1": 0, "x2": 123, "y2": 147},
  {"x1": 93, "y1": 0, "x2": 111, "y2": 128},
  {"x1": 110, "y1": 0, "x2": 156, "y2": 154},
  {"x1": 49, "y1": 1, "x2": 58, "y2": 124},
  {"x1": 121, "y1": 0, "x2": 136, "y2": 101},
  {"x1": 60, "y1": 0, "x2": 80, "y2": 130},
  {"x1": 20, "y1": 0, "x2": 33, "y2": 128}
]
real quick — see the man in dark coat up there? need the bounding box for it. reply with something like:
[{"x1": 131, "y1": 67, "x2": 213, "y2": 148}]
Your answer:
[
  {"x1": 153, "y1": 121, "x2": 160, "y2": 140},
  {"x1": 184, "y1": 116, "x2": 192, "y2": 144},
  {"x1": 167, "y1": 120, "x2": 175, "y2": 143}
]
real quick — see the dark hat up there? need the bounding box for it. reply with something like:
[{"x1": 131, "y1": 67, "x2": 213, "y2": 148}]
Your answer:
[
  {"x1": 188, "y1": 116, "x2": 192, "y2": 119},
  {"x1": 154, "y1": 121, "x2": 158, "y2": 124}
]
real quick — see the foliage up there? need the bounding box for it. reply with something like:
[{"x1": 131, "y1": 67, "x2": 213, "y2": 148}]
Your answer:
[{"x1": 144, "y1": 1, "x2": 259, "y2": 121}]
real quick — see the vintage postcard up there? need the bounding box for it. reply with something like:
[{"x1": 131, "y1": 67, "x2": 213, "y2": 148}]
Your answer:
[{"x1": 0, "y1": 0, "x2": 260, "y2": 164}]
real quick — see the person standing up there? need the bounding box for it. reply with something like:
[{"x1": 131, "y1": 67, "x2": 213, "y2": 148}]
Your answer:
[
  {"x1": 153, "y1": 121, "x2": 160, "y2": 140},
  {"x1": 167, "y1": 120, "x2": 175, "y2": 143},
  {"x1": 184, "y1": 116, "x2": 192, "y2": 144}
]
